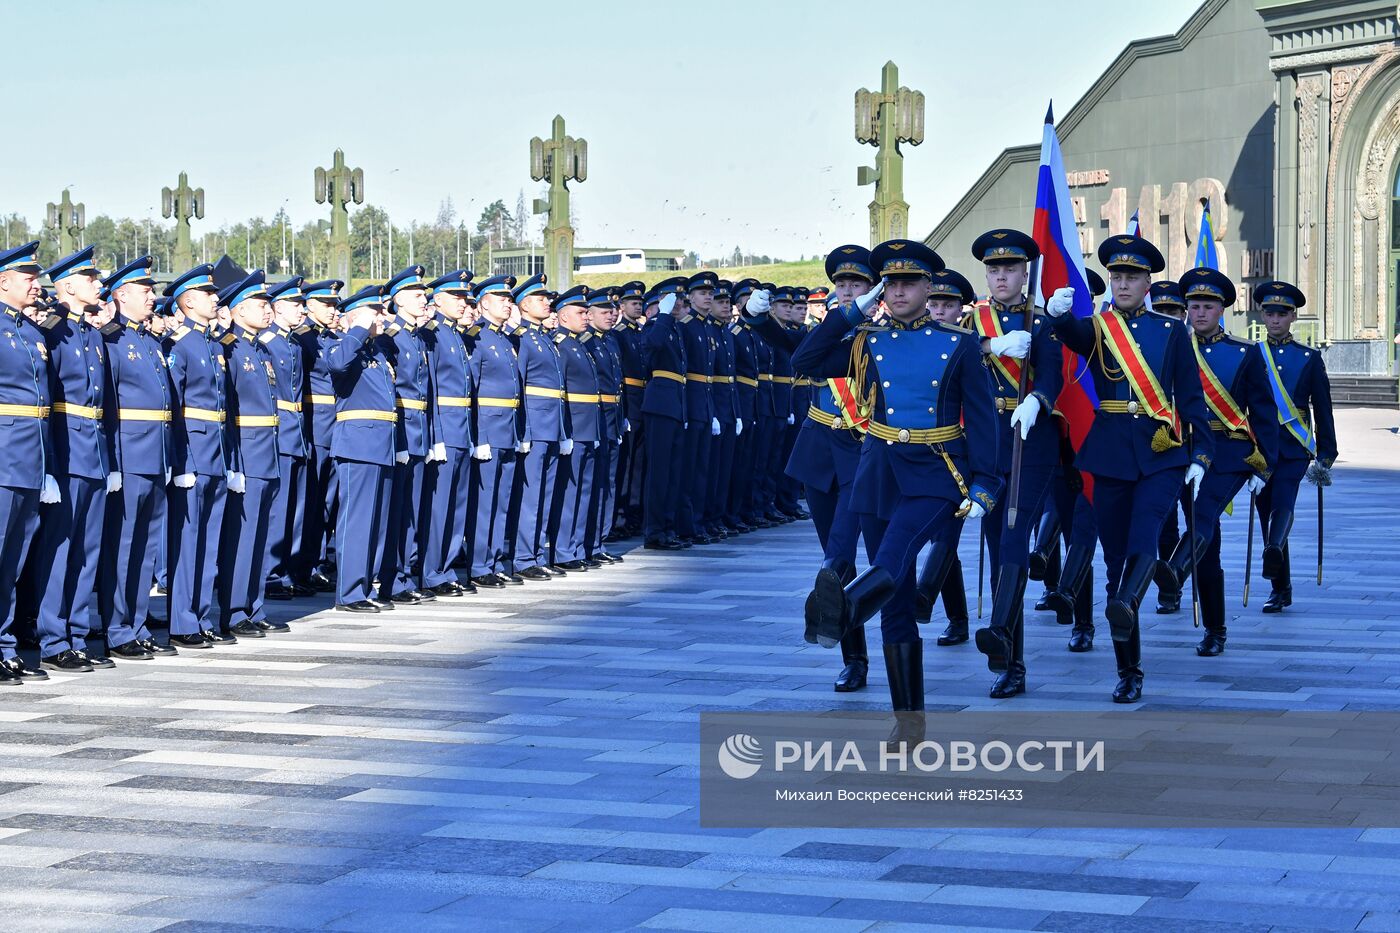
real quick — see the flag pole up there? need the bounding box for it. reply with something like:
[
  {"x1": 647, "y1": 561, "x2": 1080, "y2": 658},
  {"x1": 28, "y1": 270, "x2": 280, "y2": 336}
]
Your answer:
[{"x1": 1005, "y1": 254, "x2": 1041, "y2": 531}]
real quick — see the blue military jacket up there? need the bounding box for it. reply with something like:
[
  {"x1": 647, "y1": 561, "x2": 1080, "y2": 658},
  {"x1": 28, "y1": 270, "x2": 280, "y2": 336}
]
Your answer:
[
  {"x1": 1263, "y1": 334, "x2": 1338, "y2": 465},
  {"x1": 641, "y1": 314, "x2": 687, "y2": 423},
  {"x1": 968, "y1": 299, "x2": 1064, "y2": 471},
  {"x1": 730, "y1": 319, "x2": 759, "y2": 423},
  {"x1": 104, "y1": 317, "x2": 172, "y2": 477},
  {"x1": 42, "y1": 309, "x2": 109, "y2": 480},
  {"x1": 516, "y1": 321, "x2": 568, "y2": 442},
  {"x1": 679, "y1": 315, "x2": 714, "y2": 424},
  {"x1": 752, "y1": 316, "x2": 804, "y2": 421},
  {"x1": 753, "y1": 331, "x2": 776, "y2": 419},
  {"x1": 422, "y1": 316, "x2": 473, "y2": 450},
  {"x1": 709, "y1": 318, "x2": 736, "y2": 424},
  {"x1": 165, "y1": 318, "x2": 229, "y2": 478},
  {"x1": 1051, "y1": 306, "x2": 1213, "y2": 481},
  {"x1": 792, "y1": 304, "x2": 1002, "y2": 517},
  {"x1": 259, "y1": 324, "x2": 307, "y2": 459},
  {"x1": 589, "y1": 326, "x2": 623, "y2": 442},
  {"x1": 557, "y1": 329, "x2": 601, "y2": 444},
  {"x1": 326, "y1": 325, "x2": 397, "y2": 467},
  {"x1": 224, "y1": 326, "x2": 280, "y2": 481},
  {"x1": 1194, "y1": 329, "x2": 1279, "y2": 476},
  {"x1": 788, "y1": 315, "x2": 863, "y2": 491},
  {"x1": 0, "y1": 303, "x2": 54, "y2": 489},
  {"x1": 295, "y1": 324, "x2": 338, "y2": 450},
  {"x1": 613, "y1": 319, "x2": 647, "y2": 430},
  {"x1": 377, "y1": 318, "x2": 437, "y2": 457},
  {"x1": 469, "y1": 322, "x2": 524, "y2": 450}
]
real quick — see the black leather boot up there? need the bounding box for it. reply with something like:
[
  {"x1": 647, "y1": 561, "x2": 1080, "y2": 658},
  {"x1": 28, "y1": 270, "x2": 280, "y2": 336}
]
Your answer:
[
  {"x1": 833, "y1": 627, "x2": 868, "y2": 692},
  {"x1": 882, "y1": 641, "x2": 925, "y2": 752},
  {"x1": 936, "y1": 561, "x2": 969, "y2": 646},
  {"x1": 1196, "y1": 566, "x2": 1226, "y2": 657},
  {"x1": 1028, "y1": 511, "x2": 1060, "y2": 582},
  {"x1": 1033, "y1": 537, "x2": 1061, "y2": 611},
  {"x1": 976, "y1": 565, "x2": 1027, "y2": 673},
  {"x1": 803, "y1": 558, "x2": 854, "y2": 646},
  {"x1": 1111, "y1": 622, "x2": 1143, "y2": 703},
  {"x1": 805, "y1": 563, "x2": 894, "y2": 648},
  {"x1": 1067, "y1": 565, "x2": 1095, "y2": 652},
  {"x1": 1045, "y1": 543, "x2": 1091, "y2": 625},
  {"x1": 1262, "y1": 510, "x2": 1292, "y2": 581},
  {"x1": 913, "y1": 542, "x2": 956, "y2": 625},
  {"x1": 1106, "y1": 555, "x2": 1155, "y2": 643},
  {"x1": 989, "y1": 608, "x2": 1026, "y2": 698},
  {"x1": 1161, "y1": 530, "x2": 1210, "y2": 596}
]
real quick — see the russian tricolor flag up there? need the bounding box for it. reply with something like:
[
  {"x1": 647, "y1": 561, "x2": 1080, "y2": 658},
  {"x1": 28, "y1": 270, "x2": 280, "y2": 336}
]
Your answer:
[{"x1": 1030, "y1": 104, "x2": 1098, "y2": 482}]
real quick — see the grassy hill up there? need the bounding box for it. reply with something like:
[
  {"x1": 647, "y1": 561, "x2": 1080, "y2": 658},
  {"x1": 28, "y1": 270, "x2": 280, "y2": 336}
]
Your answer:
[{"x1": 576, "y1": 259, "x2": 825, "y2": 291}]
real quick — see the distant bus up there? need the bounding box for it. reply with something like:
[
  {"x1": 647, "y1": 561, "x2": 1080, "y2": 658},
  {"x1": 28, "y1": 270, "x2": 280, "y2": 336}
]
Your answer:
[{"x1": 575, "y1": 249, "x2": 647, "y2": 273}]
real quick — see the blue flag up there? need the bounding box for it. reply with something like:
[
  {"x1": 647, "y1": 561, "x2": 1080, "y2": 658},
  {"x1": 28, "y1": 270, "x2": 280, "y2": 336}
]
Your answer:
[{"x1": 1195, "y1": 199, "x2": 1219, "y2": 270}]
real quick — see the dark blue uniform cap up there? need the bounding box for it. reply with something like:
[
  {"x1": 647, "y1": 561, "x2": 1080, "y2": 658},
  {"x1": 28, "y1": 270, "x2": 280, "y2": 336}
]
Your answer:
[
  {"x1": 715, "y1": 280, "x2": 733, "y2": 299},
  {"x1": 1253, "y1": 280, "x2": 1306, "y2": 312},
  {"x1": 218, "y1": 269, "x2": 271, "y2": 309},
  {"x1": 971, "y1": 229, "x2": 1040, "y2": 265},
  {"x1": 302, "y1": 279, "x2": 344, "y2": 301},
  {"x1": 1148, "y1": 281, "x2": 1184, "y2": 309},
  {"x1": 266, "y1": 276, "x2": 305, "y2": 303},
  {"x1": 870, "y1": 239, "x2": 944, "y2": 279},
  {"x1": 511, "y1": 273, "x2": 548, "y2": 303},
  {"x1": 475, "y1": 274, "x2": 517, "y2": 298},
  {"x1": 731, "y1": 278, "x2": 759, "y2": 300},
  {"x1": 338, "y1": 284, "x2": 386, "y2": 314},
  {"x1": 1178, "y1": 267, "x2": 1235, "y2": 307},
  {"x1": 1097, "y1": 234, "x2": 1165, "y2": 273},
  {"x1": 927, "y1": 268, "x2": 976, "y2": 306},
  {"x1": 617, "y1": 280, "x2": 646, "y2": 300},
  {"x1": 654, "y1": 276, "x2": 688, "y2": 298},
  {"x1": 586, "y1": 287, "x2": 618, "y2": 308},
  {"x1": 0, "y1": 241, "x2": 42, "y2": 275},
  {"x1": 153, "y1": 295, "x2": 174, "y2": 316},
  {"x1": 164, "y1": 263, "x2": 220, "y2": 300},
  {"x1": 427, "y1": 269, "x2": 474, "y2": 295},
  {"x1": 554, "y1": 284, "x2": 590, "y2": 310},
  {"x1": 1087, "y1": 269, "x2": 1106, "y2": 298},
  {"x1": 686, "y1": 270, "x2": 718, "y2": 292},
  {"x1": 45, "y1": 246, "x2": 100, "y2": 283},
  {"x1": 769, "y1": 286, "x2": 793, "y2": 304},
  {"x1": 825, "y1": 244, "x2": 874, "y2": 284},
  {"x1": 386, "y1": 264, "x2": 426, "y2": 298},
  {"x1": 103, "y1": 256, "x2": 156, "y2": 293}
]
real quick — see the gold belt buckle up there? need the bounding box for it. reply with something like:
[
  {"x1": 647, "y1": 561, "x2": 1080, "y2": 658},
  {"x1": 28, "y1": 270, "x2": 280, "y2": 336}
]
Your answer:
[
  {"x1": 1127, "y1": 400, "x2": 1139, "y2": 415},
  {"x1": 897, "y1": 428, "x2": 911, "y2": 443},
  {"x1": 832, "y1": 415, "x2": 844, "y2": 429}
]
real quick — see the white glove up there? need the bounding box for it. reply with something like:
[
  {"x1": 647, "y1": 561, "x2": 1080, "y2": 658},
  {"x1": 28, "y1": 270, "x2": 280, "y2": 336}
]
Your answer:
[
  {"x1": 173, "y1": 472, "x2": 196, "y2": 489},
  {"x1": 710, "y1": 417, "x2": 720, "y2": 436},
  {"x1": 624, "y1": 421, "x2": 632, "y2": 433},
  {"x1": 1009, "y1": 395, "x2": 1041, "y2": 440},
  {"x1": 735, "y1": 418, "x2": 743, "y2": 436},
  {"x1": 592, "y1": 440, "x2": 600, "y2": 449},
  {"x1": 165, "y1": 469, "x2": 172, "y2": 485},
  {"x1": 516, "y1": 440, "x2": 532, "y2": 454},
  {"x1": 658, "y1": 294, "x2": 677, "y2": 316},
  {"x1": 853, "y1": 280, "x2": 885, "y2": 317},
  {"x1": 429, "y1": 442, "x2": 447, "y2": 463},
  {"x1": 394, "y1": 451, "x2": 409, "y2": 465},
  {"x1": 745, "y1": 289, "x2": 771, "y2": 316},
  {"x1": 560, "y1": 438, "x2": 574, "y2": 455},
  {"x1": 106, "y1": 473, "x2": 123, "y2": 494},
  {"x1": 228, "y1": 471, "x2": 246, "y2": 494},
  {"x1": 1246, "y1": 473, "x2": 1267, "y2": 495},
  {"x1": 224, "y1": 469, "x2": 236, "y2": 488},
  {"x1": 1185, "y1": 463, "x2": 1206, "y2": 499},
  {"x1": 988, "y1": 330, "x2": 1032, "y2": 360},
  {"x1": 1305, "y1": 460, "x2": 1332, "y2": 487},
  {"x1": 958, "y1": 497, "x2": 986, "y2": 521},
  {"x1": 1045, "y1": 287, "x2": 1075, "y2": 317},
  {"x1": 786, "y1": 413, "x2": 795, "y2": 425},
  {"x1": 472, "y1": 444, "x2": 492, "y2": 461},
  {"x1": 40, "y1": 475, "x2": 60, "y2": 504}
]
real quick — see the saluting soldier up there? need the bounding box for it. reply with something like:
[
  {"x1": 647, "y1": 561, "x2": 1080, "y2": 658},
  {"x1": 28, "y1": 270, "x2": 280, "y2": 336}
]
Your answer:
[
  {"x1": 468, "y1": 274, "x2": 525, "y2": 587},
  {"x1": 260, "y1": 277, "x2": 311, "y2": 600},
  {"x1": 294, "y1": 279, "x2": 343, "y2": 593},
  {"x1": 781, "y1": 286, "x2": 812, "y2": 522},
  {"x1": 640, "y1": 277, "x2": 689, "y2": 550},
  {"x1": 677, "y1": 272, "x2": 718, "y2": 545},
  {"x1": 726, "y1": 279, "x2": 762, "y2": 533},
  {"x1": 1252, "y1": 280, "x2": 1337, "y2": 614},
  {"x1": 551, "y1": 285, "x2": 603, "y2": 570},
  {"x1": 704, "y1": 280, "x2": 739, "y2": 541},
  {"x1": 512, "y1": 273, "x2": 569, "y2": 580},
  {"x1": 1043, "y1": 235, "x2": 1213, "y2": 702},
  {"x1": 585, "y1": 288, "x2": 625, "y2": 562},
  {"x1": 610, "y1": 280, "x2": 648, "y2": 538},
  {"x1": 98, "y1": 257, "x2": 177, "y2": 660}
]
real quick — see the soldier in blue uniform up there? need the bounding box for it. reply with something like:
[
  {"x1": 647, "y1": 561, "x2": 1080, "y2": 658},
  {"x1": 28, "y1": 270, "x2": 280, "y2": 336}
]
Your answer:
[
  {"x1": 468, "y1": 274, "x2": 525, "y2": 587},
  {"x1": 726, "y1": 279, "x2": 762, "y2": 533},
  {"x1": 0, "y1": 243, "x2": 59, "y2": 683},
  {"x1": 511, "y1": 273, "x2": 569, "y2": 579},
  {"x1": 677, "y1": 272, "x2": 718, "y2": 544},
  {"x1": 1043, "y1": 235, "x2": 1214, "y2": 702},
  {"x1": 421, "y1": 270, "x2": 476, "y2": 597},
  {"x1": 163, "y1": 264, "x2": 235, "y2": 648},
  {"x1": 640, "y1": 277, "x2": 690, "y2": 549},
  {"x1": 216, "y1": 271, "x2": 289, "y2": 638},
  {"x1": 610, "y1": 281, "x2": 648, "y2": 538},
  {"x1": 704, "y1": 280, "x2": 739, "y2": 541},
  {"x1": 1145, "y1": 280, "x2": 1190, "y2": 613},
  {"x1": 795, "y1": 240, "x2": 1000, "y2": 741},
  {"x1": 31, "y1": 248, "x2": 114, "y2": 671},
  {"x1": 585, "y1": 288, "x2": 624, "y2": 562},
  {"x1": 551, "y1": 286, "x2": 603, "y2": 570},
  {"x1": 327, "y1": 285, "x2": 397, "y2": 612},
  {"x1": 1252, "y1": 280, "x2": 1337, "y2": 614},
  {"x1": 378, "y1": 265, "x2": 442, "y2": 603},
  {"x1": 294, "y1": 279, "x2": 342, "y2": 593},
  {"x1": 965, "y1": 230, "x2": 1064, "y2": 699},
  {"x1": 260, "y1": 277, "x2": 310, "y2": 600},
  {"x1": 98, "y1": 257, "x2": 177, "y2": 659},
  {"x1": 753, "y1": 286, "x2": 797, "y2": 525},
  {"x1": 781, "y1": 287, "x2": 812, "y2": 523},
  {"x1": 1150, "y1": 268, "x2": 1278, "y2": 654}
]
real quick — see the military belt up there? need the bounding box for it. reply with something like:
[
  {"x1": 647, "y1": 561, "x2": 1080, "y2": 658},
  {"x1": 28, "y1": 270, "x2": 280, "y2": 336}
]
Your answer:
[
  {"x1": 623, "y1": 377, "x2": 647, "y2": 388},
  {"x1": 757, "y1": 374, "x2": 774, "y2": 382},
  {"x1": 336, "y1": 409, "x2": 397, "y2": 423},
  {"x1": 711, "y1": 376, "x2": 735, "y2": 384},
  {"x1": 525, "y1": 386, "x2": 564, "y2": 399},
  {"x1": 183, "y1": 406, "x2": 225, "y2": 423},
  {"x1": 396, "y1": 398, "x2": 429, "y2": 411},
  {"x1": 236, "y1": 414, "x2": 279, "y2": 428},
  {"x1": 807, "y1": 405, "x2": 841, "y2": 428},
  {"x1": 119, "y1": 408, "x2": 171, "y2": 422},
  {"x1": 1098, "y1": 400, "x2": 1161, "y2": 416},
  {"x1": 994, "y1": 396, "x2": 1018, "y2": 413},
  {"x1": 770, "y1": 376, "x2": 795, "y2": 385},
  {"x1": 438, "y1": 396, "x2": 472, "y2": 407},
  {"x1": 304, "y1": 394, "x2": 336, "y2": 406},
  {"x1": 600, "y1": 394, "x2": 619, "y2": 404},
  {"x1": 276, "y1": 399, "x2": 302, "y2": 413},
  {"x1": 565, "y1": 392, "x2": 600, "y2": 403},
  {"x1": 685, "y1": 373, "x2": 711, "y2": 384},
  {"x1": 0, "y1": 403, "x2": 49, "y2": 418},
  {"x1": 794, "y1": 377, "x2": 816, "y2": 387},
  {"x1": 865, "y1": 421, "x2": 964, "y2": 445},
  {"x1": 651, "y1": 370, "x2": 685, "y2": 384},
  {"x1": 736, "y1": 376, "x2": 759, "y2": 388},
  {"x1": 477, "y1": 397, "x2": 520, "y2": 408},
  {"x1": 53, "y1": 402, "x2": 102, "y2": 419}
]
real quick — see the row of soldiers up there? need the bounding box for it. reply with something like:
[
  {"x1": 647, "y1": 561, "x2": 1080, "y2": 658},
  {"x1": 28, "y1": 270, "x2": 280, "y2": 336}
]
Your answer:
[
  {"x1": 0, "y1": 239, "x2": 823, "y2": 681},
  {"x1": 773, "y1": 234, "x2": 1334, "y2": 742}
]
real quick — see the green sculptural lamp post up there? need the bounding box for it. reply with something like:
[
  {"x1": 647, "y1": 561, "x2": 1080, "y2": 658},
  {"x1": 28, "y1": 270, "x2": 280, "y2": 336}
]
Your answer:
[
  {"x1": 315, "y1": 149, "x2": 364, "y2": 284},
  {"x1": 530, "y1": 115, "x2": 587, "y2": 289},
  {"x1": 47, "y1": 190, "x2": 86, "y2": 257},
  {"x1": 855, "y1": 61, "x2": 924, "y2": 246},
  {"x1": 162, "y1": 172, "x2": 205, "y2": 272}
]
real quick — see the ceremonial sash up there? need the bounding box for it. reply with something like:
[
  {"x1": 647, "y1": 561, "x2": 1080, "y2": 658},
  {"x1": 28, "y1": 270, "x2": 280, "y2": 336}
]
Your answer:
[
  {"x1": 975, "y1": 301, "x2": 1023, "y2": 387},
  {"x1": 1191, "y1": 339, "x2": 1267, "y2": 473},
  {"x1": 1091, "y1": 310, "x2": 1181, "y2": 452},
  {"x1": 826, "y1": 376, "x2": 869, "y2": 433},
  {"x1": 1258, "y1": 340, "x2": 1317, "y2": 456}
]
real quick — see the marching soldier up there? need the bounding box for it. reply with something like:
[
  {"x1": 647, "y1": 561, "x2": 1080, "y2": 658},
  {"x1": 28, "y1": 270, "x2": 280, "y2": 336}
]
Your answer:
[
  {"x1": 421, "y1": 270, "x2": 476, "y2": 597},
  {"x1": 552, "y1": 285, "x2": 603, "y2": 570},
  {"x1": 678, "y1": 272, "x2": 718, "y2": 545},
  {"x1": 327, "y1": 285, "x2": 396, "y2": 612},
  {"x1": 704, "y1": 280, "x2": 738, "y2": 541},
  {"x1": 512, "y1": 273, "x2": 569, "y2": 579},
  {"x1": 1043, "y1": 235, "x2": 1213, "y2": 702},
  {"x1": 1155, "y1": 268, "x2": 1278, "y2": 654},
  {"x1": 294, "y1": 279, "x2": 342, "y2": 593},
  {"x1": 468, "y1": 274, "x2": 525, "y2": 587},
  {"x1": 585, "y1": 288, "x2": 625, "y2": 562},
  {"x1": 641, "y1": 277, "x2": 689, "y2": 550},
  {"x1": 610, "y1": 281, "x2": 648, "y2": 538},
  {"x1": 1146, "y1": 280, "x2": 1189, "y2": 613},
  {"x1": 1252, "y1": 280, "x2": 1337, "y2": 613},
  {"x1": 163, "y1": 264, "x2": 235, "y2": 648},
  {"x1": 0, "y1": 243, "x2": 59, "y2": 683},
  {"x1": 726, "y1": 279, "x2": 762, "y2": 533},
  {"x1": 261, "y1": 277, "x2": 310, "y2": 599},
  {"x1": 99, "y1": 257, "x2": 177, "y2": 659}
]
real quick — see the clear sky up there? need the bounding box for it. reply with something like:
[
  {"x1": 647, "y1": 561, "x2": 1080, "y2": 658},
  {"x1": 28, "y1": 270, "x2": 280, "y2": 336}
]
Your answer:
[{"x1": 7, "y1": 0, "x2": 1200, "y2": 260}]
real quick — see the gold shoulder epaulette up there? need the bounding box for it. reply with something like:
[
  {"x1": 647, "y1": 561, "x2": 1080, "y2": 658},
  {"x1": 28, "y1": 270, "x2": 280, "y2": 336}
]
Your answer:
[
  {"x1": 219, "y1": 331, "x2": 238, "y2": 346},
  {"x1": 258, "y1": 331, "x2": 276, "y2": 345},
  {"x1": 578, "y1": 332, "x2": 592, "y2": 344},
  {"x1": 552, "y1": 331, "x2": 567, "y2": 345},
  {"x1": 465, "y1": 324, "x2": 482, "y2": 337},
  {"x1": 169, "y1": 325, "x2": 189, "y2": 343}
]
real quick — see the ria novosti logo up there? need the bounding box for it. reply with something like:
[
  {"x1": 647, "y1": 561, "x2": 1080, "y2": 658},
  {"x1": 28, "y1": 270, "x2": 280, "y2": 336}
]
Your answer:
[{"x1": 717, "y1": 733, "x2": 763, "y2": 779}]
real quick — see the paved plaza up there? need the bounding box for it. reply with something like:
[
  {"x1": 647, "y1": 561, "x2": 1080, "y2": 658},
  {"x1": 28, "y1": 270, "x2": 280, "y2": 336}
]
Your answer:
[{"x1": 0, "y1": 409, "x2": 1396, "y2": 932}]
